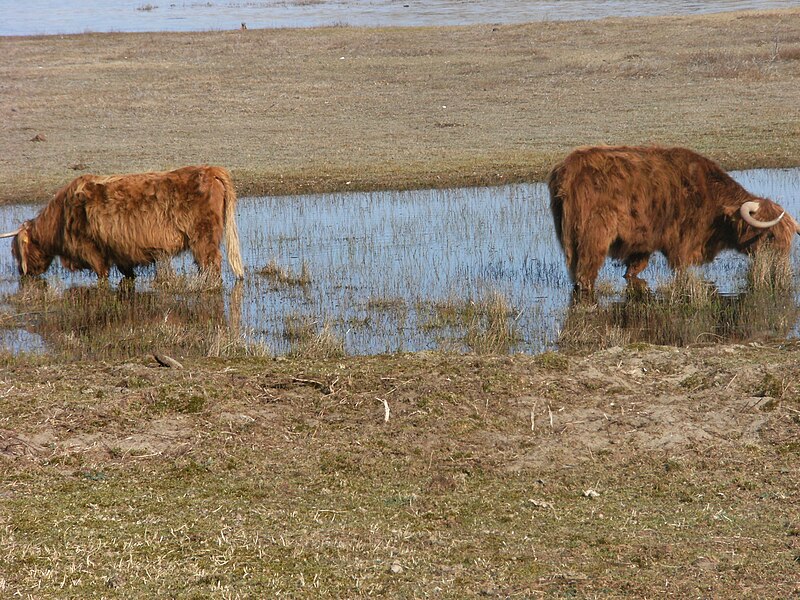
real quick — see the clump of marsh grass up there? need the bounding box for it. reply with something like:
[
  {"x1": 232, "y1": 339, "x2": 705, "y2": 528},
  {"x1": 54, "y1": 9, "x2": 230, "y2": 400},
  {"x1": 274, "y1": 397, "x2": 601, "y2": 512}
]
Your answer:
[
  {"x1": 593, "y1": 279, "x2": 619, "y2": 297},
  {"x1": 284, "y1": 315, "x2": 345, "y2": 359},
  {"x1": 422, "y1": 289, "x2": 520, "y2": 354},
  {"x1": 658, "y1": 270, "x2": 716, "y2": 306},
  {"x1": 465, "y1": 290, "x2": 520, "y2": 355},
  {"x1": 258, "y1": 260, "x2": 311, "y2": 287},
  {"x1": 557, "y1": 302, "x2": 633, "y2": 353},
  {"x1": 283, "y1": 314, "x2": 318, "y2": 342},
  {"x1": 746, "y1": 246, "x2": 793, "y2": 293},
  {"x1": 366, "y1": 296, "x2": 407, "y2": 312},
  {"x1": 205, "y1": 325, "x2": 270, "y2": 358}
]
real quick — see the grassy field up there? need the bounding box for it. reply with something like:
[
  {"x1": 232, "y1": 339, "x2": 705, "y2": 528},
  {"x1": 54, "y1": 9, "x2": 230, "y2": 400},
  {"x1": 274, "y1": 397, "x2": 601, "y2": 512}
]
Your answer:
[
  {"x1": 0, "y1": 9, "x2": 799, "y2": 203},
  {"x1": 1, "y1": 343, "x2": 799, "y2": 597}
]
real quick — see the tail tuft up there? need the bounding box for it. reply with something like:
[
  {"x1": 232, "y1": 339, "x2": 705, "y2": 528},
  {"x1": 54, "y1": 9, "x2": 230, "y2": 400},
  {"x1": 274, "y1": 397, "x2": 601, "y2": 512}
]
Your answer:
[{"x1": 215, "y1": 168, "x2": 244, "y2": 279}]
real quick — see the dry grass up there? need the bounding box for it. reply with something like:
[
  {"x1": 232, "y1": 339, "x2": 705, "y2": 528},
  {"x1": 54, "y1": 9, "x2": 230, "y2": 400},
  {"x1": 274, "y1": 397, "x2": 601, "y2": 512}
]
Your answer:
[
  {"x1": 1, "y1": 345, "x2": 800, "y2": 596},
  {"x1": 659, "y1": 270, "x2": 717, "y2": 305},
  {"x1": 285, "y1": 316, "x2": 346, "y2": 359},
  {"x1": 1, "y1": 9, "x2": 799, "y2": 203},
  {"x1": 420, "y1": 289, "x2": 521, "y2": 353},
  {"x1": 259, "y1": 259, "x2": 312, "y2": 286},
  {"x1": 746, "y1": 245, "x2": 794, "y2": 291},
  {"x1": 464, "y1": 290, "x2": 520, "y2": 354}
]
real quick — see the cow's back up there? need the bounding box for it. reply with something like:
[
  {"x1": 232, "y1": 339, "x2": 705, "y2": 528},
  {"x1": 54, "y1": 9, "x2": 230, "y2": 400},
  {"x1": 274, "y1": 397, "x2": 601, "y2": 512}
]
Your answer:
[
  {"x1": 63, "y1": 166, "x2": 223, "y2": 267},
  {"x1": 549, "y1": 146, "x2": 724, "y2": 254}
]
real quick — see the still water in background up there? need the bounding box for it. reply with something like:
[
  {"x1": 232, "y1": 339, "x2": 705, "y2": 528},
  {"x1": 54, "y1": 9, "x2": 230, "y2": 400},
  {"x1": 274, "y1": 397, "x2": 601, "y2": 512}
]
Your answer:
[
  {"x1": 4, "y1": 0, "x2": 800, "y2": 36},
  {"x1": 1, "y1": 168, "x2": 799, "y2": 356}
]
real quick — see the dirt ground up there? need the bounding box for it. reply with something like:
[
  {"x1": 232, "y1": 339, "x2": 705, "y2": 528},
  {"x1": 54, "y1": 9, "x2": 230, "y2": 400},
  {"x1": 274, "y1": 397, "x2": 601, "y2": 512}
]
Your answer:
[
  {"x1": 1, "y1": 8, "x2": 800, "y2": 202},
  {"x1": 1, "y1": 342, "x2": 799, "y2": 597}
]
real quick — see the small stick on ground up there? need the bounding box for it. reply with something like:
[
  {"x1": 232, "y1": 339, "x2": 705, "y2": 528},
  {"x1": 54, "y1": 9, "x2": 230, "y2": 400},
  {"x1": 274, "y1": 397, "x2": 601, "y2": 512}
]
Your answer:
[
  {"x1": 377, "y1": 397, "x2": 390, "y2": 422},
  {"x1": 153, "y1": 353, "x2": 184, "y2": 369}
]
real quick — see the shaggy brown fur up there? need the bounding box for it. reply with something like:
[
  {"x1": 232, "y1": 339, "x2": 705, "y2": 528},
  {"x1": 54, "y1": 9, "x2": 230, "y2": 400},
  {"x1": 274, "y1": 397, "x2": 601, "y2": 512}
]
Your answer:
[
  {"x1": 9, "y1": 166, "x2": 244, "y2": 280},
  {"x1": 548, "y1": 146, "x2": 800, "y2": 293}
]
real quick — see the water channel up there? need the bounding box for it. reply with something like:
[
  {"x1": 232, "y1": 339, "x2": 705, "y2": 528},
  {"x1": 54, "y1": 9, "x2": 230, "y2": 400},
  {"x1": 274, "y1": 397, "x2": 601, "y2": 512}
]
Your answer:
[{"x1": 1, "y1": 168, "x2": 799, "y2": 357}]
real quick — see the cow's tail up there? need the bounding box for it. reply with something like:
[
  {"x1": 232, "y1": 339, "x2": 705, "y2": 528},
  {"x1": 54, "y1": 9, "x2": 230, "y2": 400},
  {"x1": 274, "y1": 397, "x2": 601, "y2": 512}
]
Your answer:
[
  {"x1": 216, "y1": 169, "x2": 245, "y2": 279},
  {"x1": 547, "y1": 163, "x2": 577, "y2": 282}
]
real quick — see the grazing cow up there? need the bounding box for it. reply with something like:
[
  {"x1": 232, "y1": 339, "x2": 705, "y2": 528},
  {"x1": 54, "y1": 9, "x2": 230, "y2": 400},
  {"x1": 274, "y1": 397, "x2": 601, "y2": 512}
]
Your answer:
[
  {"x1": 548, "y1": 146, "x2": 800, "y2": 293},
  {"x1": 1, "y1": 166, "x2": 244, "y2": 280}
]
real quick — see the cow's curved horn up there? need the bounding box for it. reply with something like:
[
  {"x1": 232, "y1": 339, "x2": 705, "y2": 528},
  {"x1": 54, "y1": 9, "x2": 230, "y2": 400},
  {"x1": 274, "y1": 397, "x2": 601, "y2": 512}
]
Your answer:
[
  {"x1": 0, "y1": 228, "x2": 21, "y2": 239},
  {"x1": 740, "y1": 201, "x2": 785, "y2": 229}
]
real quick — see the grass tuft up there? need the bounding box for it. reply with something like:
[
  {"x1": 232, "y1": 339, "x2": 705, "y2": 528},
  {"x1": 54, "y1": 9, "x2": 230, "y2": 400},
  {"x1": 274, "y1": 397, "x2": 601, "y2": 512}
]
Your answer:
[
  {"x1": 286, "y1": 318, "x2": 346, "y2": 359},
  {"x1": 258, "y1": 260, "x2": 312, "y2": 287},
  {"x1": 464, "y1": 290, "x2": 521, "y2": 355}
]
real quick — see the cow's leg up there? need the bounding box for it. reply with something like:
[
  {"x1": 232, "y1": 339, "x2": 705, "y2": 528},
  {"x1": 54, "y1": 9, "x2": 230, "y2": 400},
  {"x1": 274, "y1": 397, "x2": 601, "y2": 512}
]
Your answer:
[
  {"x1": 574, "y1": 240, "x2": 611, "y2": 295},
  {"x1": 80, "y1": 247, "x2": 110, "y2": 280},
  {"x1": 190, "y1": 242, "x2": 223, "y2": 279},
  {"x1": 118, "y1": 264, "x2": 136, "y2": 280},
  {"x1": 624, "y1": 253, "x2": 650, "y2": 281}
]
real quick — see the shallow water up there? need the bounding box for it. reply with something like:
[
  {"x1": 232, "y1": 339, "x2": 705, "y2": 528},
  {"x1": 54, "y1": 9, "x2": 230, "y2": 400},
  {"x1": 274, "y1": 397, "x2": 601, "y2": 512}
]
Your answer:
[
  {"x1": 1, "y1": 168, "x2": 799, "y2": 357},
  {"x1": 4, "y1": 0, "x2": 800, "y2": 36}
]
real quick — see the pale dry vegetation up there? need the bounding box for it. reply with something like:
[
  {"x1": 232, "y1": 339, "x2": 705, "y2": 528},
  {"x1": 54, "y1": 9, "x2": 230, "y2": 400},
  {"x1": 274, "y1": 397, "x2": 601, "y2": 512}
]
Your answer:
[{"x1": 1, "y1": 9, "x2": 799, "y2": 203}]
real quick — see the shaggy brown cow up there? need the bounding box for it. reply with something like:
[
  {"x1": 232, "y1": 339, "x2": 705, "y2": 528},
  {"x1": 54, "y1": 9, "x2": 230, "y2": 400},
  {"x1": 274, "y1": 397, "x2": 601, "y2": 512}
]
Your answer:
[
  {"x1": 1, "y1": 166, "x2": 244, "y2": 280},
  {"x1": 548, "y1": 146, "x2": 800, "y2": 293}
]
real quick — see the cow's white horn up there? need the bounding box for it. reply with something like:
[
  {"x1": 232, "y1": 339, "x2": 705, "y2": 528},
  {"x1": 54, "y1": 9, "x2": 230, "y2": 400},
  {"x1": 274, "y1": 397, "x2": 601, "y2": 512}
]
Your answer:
[
  {"x1": 740, "y1": 201, "x2": 785, "y2": 229},
  {"x1": 0, "y1": 228, "x2": 21, "y2": 239}
]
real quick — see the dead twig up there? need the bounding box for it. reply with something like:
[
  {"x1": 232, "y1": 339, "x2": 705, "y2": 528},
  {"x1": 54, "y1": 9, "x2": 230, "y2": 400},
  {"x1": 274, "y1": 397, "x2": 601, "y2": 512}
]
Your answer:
[
  {"x1": 153, "y1": 353, "x2": 184, "y2": 369},
  {"x1": 292, "y1": 376, "x2": 339, "y2": 395},
  {"x1": 377, "y1": 397, "x2": 390, "y2": 422}
]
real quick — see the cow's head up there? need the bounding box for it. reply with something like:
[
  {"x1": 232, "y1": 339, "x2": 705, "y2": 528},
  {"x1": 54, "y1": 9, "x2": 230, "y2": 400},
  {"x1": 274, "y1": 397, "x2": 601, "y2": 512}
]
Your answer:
[
  {"x1": 726, "y1": 198, "x2": 800, "y2": 256},
  {"x1": 1, "y1": 222, "x2": 54, "y2": 277}
]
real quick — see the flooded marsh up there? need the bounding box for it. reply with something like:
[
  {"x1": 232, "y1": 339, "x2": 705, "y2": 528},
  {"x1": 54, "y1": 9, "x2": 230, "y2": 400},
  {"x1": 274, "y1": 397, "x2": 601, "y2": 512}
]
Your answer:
[{"x1": 1, "y1": 167, "x2": 799, "y2": 359}]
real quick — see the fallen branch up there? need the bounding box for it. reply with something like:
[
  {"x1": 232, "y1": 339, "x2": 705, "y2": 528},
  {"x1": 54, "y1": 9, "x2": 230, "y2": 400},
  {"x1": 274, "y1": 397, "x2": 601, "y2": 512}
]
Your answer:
[{"x1": 377, "y1": 397, "x2": 390, "y2": 422}]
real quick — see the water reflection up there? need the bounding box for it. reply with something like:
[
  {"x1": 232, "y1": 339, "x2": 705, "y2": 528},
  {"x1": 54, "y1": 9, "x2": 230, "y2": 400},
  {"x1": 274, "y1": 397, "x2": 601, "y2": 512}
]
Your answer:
[
  {"x1": 0, "y1": 168, "x2": 799, "y2": 358},
  {"x1": 559, "y1": 275, "x2": 799, "y2": 352},
  {"x1": 2, "y1": 279, "x2": 246, "y2": 360}
]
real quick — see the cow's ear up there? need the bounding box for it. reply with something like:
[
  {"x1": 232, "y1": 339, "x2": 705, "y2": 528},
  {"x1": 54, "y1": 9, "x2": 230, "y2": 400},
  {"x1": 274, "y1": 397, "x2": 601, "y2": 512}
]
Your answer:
[
  {"x1": 721, "y1": 204, "x2": 739, "y2": 219},
  {"x1": 17, "y1": 226, "x2": 30, "y2": 275},
  {"x1": 83, "y1": 181, "x2": 99, "y2": 195},
  {"x1": 74, "y1": 179, "x2": 101, "y2": 202}
]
